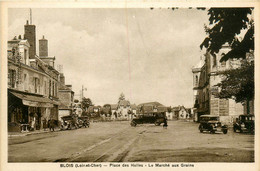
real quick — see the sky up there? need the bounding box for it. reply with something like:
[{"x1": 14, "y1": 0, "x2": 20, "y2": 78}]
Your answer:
[{"x1": 8, "y1": 8, "x2": 209, "y2": 107}]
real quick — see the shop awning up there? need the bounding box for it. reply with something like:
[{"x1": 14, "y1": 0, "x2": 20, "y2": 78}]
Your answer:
[{"x1": 10, "y1": 91, "x2": 54, "y2": 108}]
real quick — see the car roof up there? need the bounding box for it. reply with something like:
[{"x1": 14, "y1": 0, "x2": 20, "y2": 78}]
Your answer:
[
  {"x1": 239, "y1": 114, "x2": 254, "y2": 117},
  {"x1": 200, "y1": 115, "x2": 219, "y2": 117}
]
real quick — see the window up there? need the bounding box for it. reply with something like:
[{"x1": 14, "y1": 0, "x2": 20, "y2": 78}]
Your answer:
[
  {"x1": 34, "y1": 77, "x2": 39, "y2": 93},
  {"x1": 52, "y1": 81, "x2": 55, "y2": 97},
  {"x1": 213, "y1": 54, "x2": 217, "y2": 67},
  {"x1": 8, "y1": 69, "x2": 16, "y2": 88},
  {"x1": 24, "y1": 74, "x2": 28, "y2": 91},
  {"x1": 24, "y1": 49, "x2": 27, "y2": 65},
  {"x1": 44, "y1": 81, "x2": 47, "y2": 95},
  {"x1": 49, "y1": 80, "x2": 52, "y2": 96},
  {"x1": 195, "y1": 75, "x2": 198, "y2": 86}
]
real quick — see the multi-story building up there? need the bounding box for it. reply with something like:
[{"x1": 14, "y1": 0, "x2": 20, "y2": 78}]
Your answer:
[
  {"x1": 8, "y1": 20, "x2": 60, "y2": 132},
  {"x1": 58, "y1": 72, "x2": 74, "y2": 121},
  {"x1": 192, "y1": 45, "x2": 244, "y2": 124}
]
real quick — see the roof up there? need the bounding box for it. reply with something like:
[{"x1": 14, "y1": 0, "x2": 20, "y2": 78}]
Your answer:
[
  {"x1": 8, "y1": 89, "x2": 59, "y2": 107},
  {"x1": 130, "y1": 104, "x2": 137, "y2": 110},
  {"x1": 157, "y1": 106, "x2": 167, "y2": 112},
  {"x1": 138, "y1": 101, "x2": 164, "y2": 108},
  {"x1": 110, "y1": 104, "x2": 118, "y2": 110},
  {"x1": 10, "y1": 91, "x2": 54, "y2": 104},
  {"x1": 172, "y1": 106, "x2": 186, "y2": 111},
  {"x1": 59, "y1": 84, "x2": 73, "y2": 91},
  {"x1": 118, "y1": 100, "x2": 130, "y2": 107}
]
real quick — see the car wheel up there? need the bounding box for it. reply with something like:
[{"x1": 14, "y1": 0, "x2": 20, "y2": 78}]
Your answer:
[
  {"x1": 199, "y1": 125, "x2": 203, "y2": 133},
  {"x1": 223, "y1": 129, "x2": 228, "y2": 134},
  {"x1": 131, "y1": 122, "x2": 137, "y2": 127},
  {"x1": 154, "y1": 122, "x2": 159, "y2": 126},
  {"x1": 210, "y1": 126, "x2": 215, "y2": 134}
]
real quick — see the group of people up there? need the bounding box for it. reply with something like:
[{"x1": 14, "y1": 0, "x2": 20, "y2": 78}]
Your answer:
[{"x1": 29, "y1": 117, "x2": 55, "y2": 132}]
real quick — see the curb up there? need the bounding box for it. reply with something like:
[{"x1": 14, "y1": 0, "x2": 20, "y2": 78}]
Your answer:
[{"x1": 8, "y1": 129, "x2": 59, "y2": 137}]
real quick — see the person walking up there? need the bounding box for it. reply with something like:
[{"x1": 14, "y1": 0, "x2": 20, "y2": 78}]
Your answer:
[
  {"x1": 163, "y1": 117, "x2": 168, "y2": 129},
  {"x1": 49, "y1": 118, "x2": 55, "y2": 132},
  {"x1": 43, "y1": 118, "x2": 47, "y2": 131}
]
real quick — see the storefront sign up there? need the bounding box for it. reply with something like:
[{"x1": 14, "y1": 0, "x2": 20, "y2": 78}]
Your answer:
[
  {"x1": 23, "y1": 100, "x2": 53, "y2": 108},
  {"x1": 23, "y1": 100, "x2": 39, "y2": 107},
  {"x1": 39, "y1": 103, "x2": 53, "y2": 108}
]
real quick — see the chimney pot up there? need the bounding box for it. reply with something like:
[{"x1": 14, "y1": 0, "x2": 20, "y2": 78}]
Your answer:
[{"x1": 26, "y1": 20, "x2": 29, "y2": 25}]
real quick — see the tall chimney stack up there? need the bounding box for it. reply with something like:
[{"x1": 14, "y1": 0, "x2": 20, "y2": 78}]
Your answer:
[
  {"x1": 39, "y1": 35, "x2": 48, "y2": 57},
  {"x1": 24, "y1": 20, "x2": 36, "y2": 59}
]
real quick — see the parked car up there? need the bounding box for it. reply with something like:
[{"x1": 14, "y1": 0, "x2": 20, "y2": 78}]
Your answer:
[
  {"x1": 233, "y1": 114, "x2": 254, "y2": 133},
  {"x1": 130, "y1": 112, "x2": 165, "y2": 127},
  {"x1": 78, "y1": 116, "x2": 90, "y2": 128},
  {"x1": 199, "y1": 115, "x2": 228, "y2": 134},
  {"x1": 60, "y1": 114, "x2": 79, "y2": 130}
]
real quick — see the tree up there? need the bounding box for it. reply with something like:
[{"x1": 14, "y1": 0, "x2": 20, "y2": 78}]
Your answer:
[
  {"x1": 118, "y1": 92, "x2": 125, "y2": 102},
  {"x1": 216, "y1": 59, "x2": 254, "y2": 103},
  {"x1": 200, "y1": 8, "x2": 255, "y2": 110},
  {"x1": 81, "y1": 97, "x2": 93, "y2": 111},
  {"x1": 200, "y1": 8, "x2": 254, "y2": 62}
]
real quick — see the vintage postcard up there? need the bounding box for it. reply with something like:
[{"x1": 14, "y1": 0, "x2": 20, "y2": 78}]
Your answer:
[{"x1": 0, "y1": 0, "x2": 259, "y2": 171}]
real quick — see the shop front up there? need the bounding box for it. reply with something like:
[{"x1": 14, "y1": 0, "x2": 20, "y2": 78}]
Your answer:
[{"x1": 8, "y1": 89, "x2": 56, "y2": 132}]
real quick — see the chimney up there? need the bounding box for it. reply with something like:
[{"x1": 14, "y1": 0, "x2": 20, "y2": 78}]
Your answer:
[
  {"x1": 24, "y1": 20, "x2": 36, "y2": 59},
  {"x1": 59, "y1": 73, "x2": 65, "y2": 85},
  {"x1": 39, "y1": 35, "x2": 48, "y2": 57}
]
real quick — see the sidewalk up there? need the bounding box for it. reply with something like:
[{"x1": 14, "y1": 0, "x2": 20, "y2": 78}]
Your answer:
[{"x1": 8, "y1": 128, "x2": 60, "y2": 137}]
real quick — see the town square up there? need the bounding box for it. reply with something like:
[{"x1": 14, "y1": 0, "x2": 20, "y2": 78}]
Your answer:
[{"x1": 3, "y1": 5, "x2": 256, "y2": 167}]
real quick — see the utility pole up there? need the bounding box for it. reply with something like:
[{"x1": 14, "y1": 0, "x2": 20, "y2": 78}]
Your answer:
[{"x1": 82, "y1": 85, "x2": 84, "y2": 101}]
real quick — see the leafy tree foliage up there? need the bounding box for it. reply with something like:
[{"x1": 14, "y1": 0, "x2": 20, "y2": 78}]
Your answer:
[
  {"x1": 200, "y1": 8, "x2": 254, "y2": 62},
  {"x1": 216, "y1": 59, "x2": 254, "y2": 103},
  {"x1": 200, "y1": 8, "x2": 255, "y2": 105},
  {"x1": 81, "y1": 97, "x2": 93, "y2": 111}
]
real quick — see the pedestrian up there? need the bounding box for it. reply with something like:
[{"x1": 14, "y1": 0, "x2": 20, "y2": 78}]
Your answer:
[
  {"x1": 163, "y1": 117, "x2": 168, "y2": 129},
  {"x1": 49, "y1": 118, "x2": 55, "y2": 132},
  {"x1": 31, "y1": 116, "x2": 35, "y2": 131},
  {"x1": 43, "y1": 118, "x2": 47, "y2": 131}
]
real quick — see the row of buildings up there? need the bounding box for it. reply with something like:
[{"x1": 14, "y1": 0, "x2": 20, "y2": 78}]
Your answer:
[
  {"x1": 8, "y1": 20, "x2": 75, "y2": 132},
  {"x1": 192, "y1": 45, "x2": 254, "y2": 123},
  {"x1": 85, "y1": 100, "x2": 193, "y2": 121}
]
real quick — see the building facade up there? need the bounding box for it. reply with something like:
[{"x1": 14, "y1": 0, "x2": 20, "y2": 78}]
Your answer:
[
  {"x1": 192, "y1": 45, "x2": 244, "y2": 124},
  {"x1": 58, "y1": 73, "x2": 74, "y2": 121},
  {"x1": 8, "y1": 21, "x2": 60, "y2": 132}
]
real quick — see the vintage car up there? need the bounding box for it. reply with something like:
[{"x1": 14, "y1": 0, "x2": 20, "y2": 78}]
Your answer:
[
  {"x1": 60, "y1": 114, "x2": 79, "y2": 130},
  {"x1": 130, "y1": 112, "x2": 166, "y2": 127},
  {"x1": 233, "y1": 114, "x2": 254, "y2": 133},
  {"x1": 78, "y1": 116, "x2": 90, "y2": 128},
  {"x1": 199, "y1": 115, "x2": 228, "y2": 134}
]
